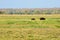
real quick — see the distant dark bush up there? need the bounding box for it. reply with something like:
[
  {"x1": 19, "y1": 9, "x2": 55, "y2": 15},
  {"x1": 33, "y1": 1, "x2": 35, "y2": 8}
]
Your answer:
[{"x1": 0, "y1": 11, "x2": 4, "y2": 14}]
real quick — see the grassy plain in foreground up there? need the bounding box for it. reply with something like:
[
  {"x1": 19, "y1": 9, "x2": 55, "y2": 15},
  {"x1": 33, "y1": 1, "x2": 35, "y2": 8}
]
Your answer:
[{"x1": 0, "y1": 28, "x2": 60, "y2": 40}]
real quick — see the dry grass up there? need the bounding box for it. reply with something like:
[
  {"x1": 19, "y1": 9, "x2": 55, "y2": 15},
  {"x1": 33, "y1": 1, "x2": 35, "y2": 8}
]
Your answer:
[
  {"x1": 0, "y1": 14, "x2": 60, "y2": 40},
  {"x1": 0, "y1": 28, "x2": 60, "y2": 40}
]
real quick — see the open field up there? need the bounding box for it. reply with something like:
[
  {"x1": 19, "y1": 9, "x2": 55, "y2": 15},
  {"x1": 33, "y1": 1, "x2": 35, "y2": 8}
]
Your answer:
[
  {"x1": 0, "y1": 14, "x2": 60, "y2": 40},
  {"x1": 0, "y1": 14, "x2": 60, "y2": 28},
  {"x1": 0, "y1": 28, "x2": 60, "y2": 40}
]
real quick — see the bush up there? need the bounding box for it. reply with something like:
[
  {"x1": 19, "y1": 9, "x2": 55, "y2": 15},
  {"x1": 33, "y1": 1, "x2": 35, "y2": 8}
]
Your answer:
[{"x1": 0, "y1": 11, "x2": 4, "y2": 14}]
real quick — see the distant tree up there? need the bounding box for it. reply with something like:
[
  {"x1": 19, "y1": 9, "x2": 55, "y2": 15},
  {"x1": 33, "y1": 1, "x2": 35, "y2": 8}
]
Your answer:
[
  {"x1": 0, "y1": 11, "x2": 2, "y2": 14},
  {"x1": 45, "y1": 10, "x2": 52, "y2": 14},
  {"x1": 32, "y1": 10, "x2": 41, "y2": 14},
  {"x1": 0, "y1": 11, "x2": 4, "y2": 14},
  {"x1": 54, "y1": 9, "x2": 60, "y2": 14},
  {"x1": 27, "y1": 10, "x2": 34, "y2": 15},
  {"x1": 8, "y1": 11, "x2": 13, "y2": 14},
  {"x1": 24, "y1": 10, "x2": 32, "y2": 15},
  {"x1": 27, "y1": 9, "x2": 34, "y2": 15},
  {"x1": 35, "y1": 10, "x2": 41, "y2": 14}
]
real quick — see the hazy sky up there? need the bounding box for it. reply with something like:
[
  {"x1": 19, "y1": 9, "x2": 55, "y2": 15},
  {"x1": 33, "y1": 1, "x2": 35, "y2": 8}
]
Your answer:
[{"x1": 0, "y1": 0, "x2": 60, "y2": 8}]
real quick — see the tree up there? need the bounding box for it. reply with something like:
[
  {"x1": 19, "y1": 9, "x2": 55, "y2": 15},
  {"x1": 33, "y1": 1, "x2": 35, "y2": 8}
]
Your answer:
[
  {"x1": 45, "y1": 10, "x2": 52, "y2": 14},
  {"x1": 32, "y1": 10, "x2": 41, "y2": 14},
  {"x1": 0, "y1": 11, "x2": 4, "y2": 14}
]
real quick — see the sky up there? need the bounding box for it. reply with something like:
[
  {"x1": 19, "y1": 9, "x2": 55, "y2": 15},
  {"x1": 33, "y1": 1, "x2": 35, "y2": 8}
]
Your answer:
[{"x1": 0, "y1": 0, "x2": 60, "y2": 8}]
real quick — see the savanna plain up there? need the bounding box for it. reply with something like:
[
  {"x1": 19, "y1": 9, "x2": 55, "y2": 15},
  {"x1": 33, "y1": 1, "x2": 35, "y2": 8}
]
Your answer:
[{"x1": 0, "y1": 14, "x2": 60, "y2": 40}]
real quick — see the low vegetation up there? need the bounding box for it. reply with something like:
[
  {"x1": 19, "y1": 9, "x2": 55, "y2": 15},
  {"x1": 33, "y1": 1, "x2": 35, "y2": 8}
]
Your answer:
[
  {"x1": 0, "y1": 28, "x2": 60, "y2": 40},
  {"x1": 0, "y1": 14, "x2": 60, "y2": 40},
  {"x1": 0, "y1": 14, "x2": 60, "y2": 28}
]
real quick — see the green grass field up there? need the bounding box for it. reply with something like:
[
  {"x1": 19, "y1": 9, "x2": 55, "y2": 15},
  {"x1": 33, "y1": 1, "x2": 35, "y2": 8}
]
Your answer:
[
  {"x1": 0, "y1": 14, "x2": 60, "y2": 40},
  {"x1": 0, "y1": 14, "x2": 60, "y2": 28}
]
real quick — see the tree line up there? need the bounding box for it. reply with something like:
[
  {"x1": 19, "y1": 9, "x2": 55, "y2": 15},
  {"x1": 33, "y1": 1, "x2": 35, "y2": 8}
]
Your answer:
[{"x1": 0, "y1": 8, "x2": 60, "y2": 14}]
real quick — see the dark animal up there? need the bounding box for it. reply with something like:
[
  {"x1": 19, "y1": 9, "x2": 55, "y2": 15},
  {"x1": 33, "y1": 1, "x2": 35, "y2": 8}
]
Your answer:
[
  {"x1": 40, "y1": 17, "x2": 45, "y2": 20},
  {"x1": 31, "y1": 18, "x2": 35, "y2": 20}
]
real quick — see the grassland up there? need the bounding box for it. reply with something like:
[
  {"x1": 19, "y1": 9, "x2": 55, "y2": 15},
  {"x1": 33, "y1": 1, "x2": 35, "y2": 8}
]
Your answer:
[
  {"x1": 0, "y1": 14, "x2": 60, "y2": 40},
  {"x1": 0, "y1": 14, "x2": 60, "y2": 28},
  {"x1": 0, "y1": 28, "x2": 60, "y2": 40}
]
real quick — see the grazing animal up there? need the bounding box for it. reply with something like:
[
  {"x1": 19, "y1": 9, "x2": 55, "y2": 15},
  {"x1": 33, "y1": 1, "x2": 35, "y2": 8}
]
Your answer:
[
  {"x1": 31, "y1": 18, "x2": 35, "y2": 20},
  {"x1": 40, "y1": 17, "x2": 45, "y2": 20}
]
